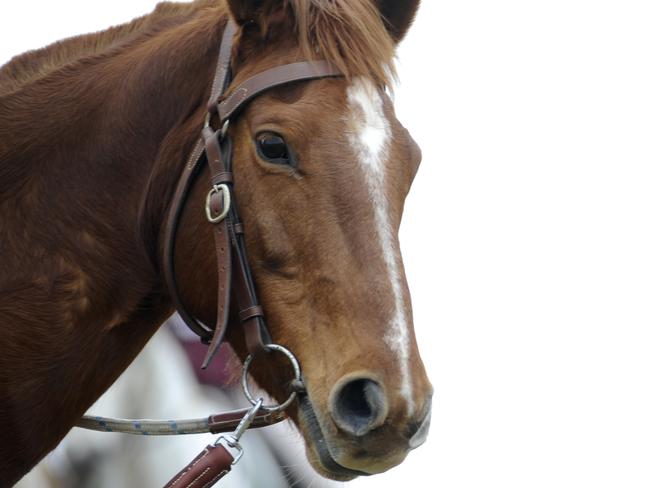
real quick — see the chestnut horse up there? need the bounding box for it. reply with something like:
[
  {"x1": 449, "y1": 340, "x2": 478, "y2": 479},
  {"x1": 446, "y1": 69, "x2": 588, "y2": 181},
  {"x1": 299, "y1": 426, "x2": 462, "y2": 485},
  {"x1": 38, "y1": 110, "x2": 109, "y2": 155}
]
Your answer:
[{"x1": 0, "y1": 0, "x2": 431, "y2": 485}]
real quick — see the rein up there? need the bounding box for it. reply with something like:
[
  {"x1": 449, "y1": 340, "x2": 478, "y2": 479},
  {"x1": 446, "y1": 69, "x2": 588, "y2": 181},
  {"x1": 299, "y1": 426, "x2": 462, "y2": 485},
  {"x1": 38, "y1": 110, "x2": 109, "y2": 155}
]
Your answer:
[{"x1": 75, "y1": 20, "x2": 343, "y2": 488}]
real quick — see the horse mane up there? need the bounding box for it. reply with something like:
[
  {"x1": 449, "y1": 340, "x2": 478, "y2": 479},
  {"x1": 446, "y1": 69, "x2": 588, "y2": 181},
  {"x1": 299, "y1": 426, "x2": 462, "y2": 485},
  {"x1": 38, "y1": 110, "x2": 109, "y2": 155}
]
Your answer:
[
  {"x1": 252, "y1": 0, "x2": 396, "y2": 88},
  {"x1": 1, "y1": 0, "x2": 395, "y2": 97},
  {"x1": 0, "y1": 0, "x2": 216, "y2": 96},
  {"x1": 0, "y1": 1, "x2": 222, "y2": 198}
]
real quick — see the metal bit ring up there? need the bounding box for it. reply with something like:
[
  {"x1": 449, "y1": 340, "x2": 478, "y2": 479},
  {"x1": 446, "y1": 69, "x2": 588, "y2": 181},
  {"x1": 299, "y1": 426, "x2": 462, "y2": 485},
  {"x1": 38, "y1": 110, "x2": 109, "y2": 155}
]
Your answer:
[{"x1": 242, "y1": 344, "x2": 301, "y2": 413}]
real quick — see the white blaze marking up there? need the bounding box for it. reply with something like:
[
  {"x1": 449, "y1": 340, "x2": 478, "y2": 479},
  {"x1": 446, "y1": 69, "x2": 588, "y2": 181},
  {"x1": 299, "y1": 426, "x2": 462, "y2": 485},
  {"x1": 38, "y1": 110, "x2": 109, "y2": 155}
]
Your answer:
[{"x1": 346, "y1": 78, "x2": 414, "y2": 414}]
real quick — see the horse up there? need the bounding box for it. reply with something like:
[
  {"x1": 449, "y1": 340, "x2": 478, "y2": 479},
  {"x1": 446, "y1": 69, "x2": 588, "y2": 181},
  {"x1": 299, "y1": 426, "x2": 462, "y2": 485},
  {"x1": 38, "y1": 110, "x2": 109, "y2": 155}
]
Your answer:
[{"x1": 0, "y1": 0, "x2": 432, "y2": 485}]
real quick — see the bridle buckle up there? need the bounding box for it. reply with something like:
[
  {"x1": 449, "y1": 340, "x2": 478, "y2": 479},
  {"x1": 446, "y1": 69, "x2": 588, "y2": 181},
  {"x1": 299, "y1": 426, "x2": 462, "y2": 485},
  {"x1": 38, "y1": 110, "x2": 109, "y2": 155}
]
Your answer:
[{"x1": 205, "y1": 183, "x2": 231, "y2": 224}]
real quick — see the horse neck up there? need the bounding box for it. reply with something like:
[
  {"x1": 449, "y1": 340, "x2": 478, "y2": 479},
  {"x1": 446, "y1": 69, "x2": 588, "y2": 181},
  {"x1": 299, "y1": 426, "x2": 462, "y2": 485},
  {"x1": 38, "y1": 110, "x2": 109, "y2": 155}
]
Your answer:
[
  {"x1": 0, "y1": 7, "x2": 228, "y2": 483},
  {"x1": 0, "y1": 7, "x2": 226, "y2": 318}
]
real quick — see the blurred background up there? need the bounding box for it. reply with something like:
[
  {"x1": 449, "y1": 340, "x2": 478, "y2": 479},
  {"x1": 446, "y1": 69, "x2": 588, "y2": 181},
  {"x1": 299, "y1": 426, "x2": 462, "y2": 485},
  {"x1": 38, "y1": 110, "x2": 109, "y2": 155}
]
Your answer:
[{"x1": 2, "y1": 1, "x2": 650, "y2": 486}]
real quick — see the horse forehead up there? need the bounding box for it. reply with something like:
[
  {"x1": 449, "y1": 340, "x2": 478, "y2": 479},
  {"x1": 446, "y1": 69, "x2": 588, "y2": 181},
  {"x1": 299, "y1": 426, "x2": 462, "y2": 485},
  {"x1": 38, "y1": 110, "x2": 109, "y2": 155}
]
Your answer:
[
  {"x1": 346, "y1": 78, "x2": 388, "y2": 131},
  {"x1": 345, "y1": 77, "x2": 393, "y2": 172}
]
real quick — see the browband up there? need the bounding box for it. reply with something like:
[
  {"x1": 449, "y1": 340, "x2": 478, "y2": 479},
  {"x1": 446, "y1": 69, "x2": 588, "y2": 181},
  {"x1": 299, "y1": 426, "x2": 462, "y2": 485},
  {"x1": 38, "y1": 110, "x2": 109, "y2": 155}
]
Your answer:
[
  {"x1": 210, "y1": 60, "x2": 343, "y2": 120},
  {"x1": 163, "y1": 20, "x2": 344, "y2": 368}
]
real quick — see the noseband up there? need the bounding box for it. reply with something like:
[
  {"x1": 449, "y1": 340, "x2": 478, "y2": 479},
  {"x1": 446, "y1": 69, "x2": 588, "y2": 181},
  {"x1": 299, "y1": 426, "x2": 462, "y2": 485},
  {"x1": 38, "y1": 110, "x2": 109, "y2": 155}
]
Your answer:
[{"x1": 76, "y1": 20, "x2": 343, "y2": 488}]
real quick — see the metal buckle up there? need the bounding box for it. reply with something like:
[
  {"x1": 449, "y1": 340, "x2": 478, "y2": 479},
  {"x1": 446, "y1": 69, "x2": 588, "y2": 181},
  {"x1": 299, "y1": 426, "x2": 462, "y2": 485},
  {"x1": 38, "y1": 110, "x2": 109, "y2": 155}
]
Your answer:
[
  {"x1": 242, "y1": 344, "x2": 302, "y2": 413},
  {"x1": 204, "y1": 112, "x2": 230, "y2": 138},
  {"x1": 219, "y1": 119, "x2": 230, "y2": 139},
  {"x1": 205, "y1": 184, "x2": 231, "y2": 224}
]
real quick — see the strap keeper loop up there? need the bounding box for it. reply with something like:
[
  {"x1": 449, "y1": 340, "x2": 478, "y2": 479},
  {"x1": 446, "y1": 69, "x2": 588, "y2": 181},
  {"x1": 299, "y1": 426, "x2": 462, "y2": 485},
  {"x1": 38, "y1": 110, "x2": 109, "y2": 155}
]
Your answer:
[
  {"x1": 212, "y1": 171, "x2": 234, "y2": 185},
  {"x1": 239, "y1": 306, "x2": 264, "y2": 323}
]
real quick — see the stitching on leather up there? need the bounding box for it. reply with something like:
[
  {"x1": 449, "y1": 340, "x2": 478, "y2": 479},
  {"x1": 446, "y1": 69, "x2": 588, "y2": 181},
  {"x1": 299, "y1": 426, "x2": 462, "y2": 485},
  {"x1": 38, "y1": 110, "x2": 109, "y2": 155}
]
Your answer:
[
  {"x1": 224, "y1": 87, "x2": 249, "y2": 117},
  {"x1": 220, "y1": 63, "x2": 339, "y2": 119},
  {"x1": 202, "y1": 469, "x2": 230, "y2": 488},
  {"x1": 212, "y1": 65, "x2": 228, "y2": 97},
  {"x1": 186, "y1": 140, "x2": 204, "y2": 170},
  {"x1": 186, "y1": 467, "x2": 212, "y2": 488},
  {"x1": 169, "y1": 449, "x2": 210, "y2": 487}
]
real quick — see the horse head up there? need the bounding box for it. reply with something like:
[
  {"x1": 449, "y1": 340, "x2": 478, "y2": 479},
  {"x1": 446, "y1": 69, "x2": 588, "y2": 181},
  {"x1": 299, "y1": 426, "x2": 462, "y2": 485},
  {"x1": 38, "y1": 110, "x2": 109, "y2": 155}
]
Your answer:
[{"x1": 172, "y1": 0, "x2": 432, "y2": 480}]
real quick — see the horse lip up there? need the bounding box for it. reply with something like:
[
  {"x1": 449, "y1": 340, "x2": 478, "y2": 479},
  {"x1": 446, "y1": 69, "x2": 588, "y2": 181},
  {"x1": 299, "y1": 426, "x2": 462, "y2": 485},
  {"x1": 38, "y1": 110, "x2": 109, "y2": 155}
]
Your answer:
[
  {"x1": 298, "y1": 394, "x2": 370, "y2": 480},
  {"x1": 406, "y1": 394, "x2": 432, "y2": 450},
  {"x1": 408, "y1": 405, "x2": 431, "y2": 450}
]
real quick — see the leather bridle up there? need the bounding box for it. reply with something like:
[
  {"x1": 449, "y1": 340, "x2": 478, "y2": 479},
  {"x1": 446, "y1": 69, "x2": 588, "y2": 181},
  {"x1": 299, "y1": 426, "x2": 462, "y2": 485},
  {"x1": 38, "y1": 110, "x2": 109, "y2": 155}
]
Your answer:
[
  {"x1": 163, "y1": 20, "x2": 342, "y2": 368},
  {"x1": 76, "y1": 20, "x2": 344, "y2": 488}
]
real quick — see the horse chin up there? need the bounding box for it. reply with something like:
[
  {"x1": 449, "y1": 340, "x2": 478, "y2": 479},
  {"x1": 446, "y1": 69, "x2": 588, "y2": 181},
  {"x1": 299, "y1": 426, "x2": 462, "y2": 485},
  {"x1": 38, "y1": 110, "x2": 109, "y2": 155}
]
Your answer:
[{"x1": 296, "y1": 395, "x2": 370, "y2": 481}]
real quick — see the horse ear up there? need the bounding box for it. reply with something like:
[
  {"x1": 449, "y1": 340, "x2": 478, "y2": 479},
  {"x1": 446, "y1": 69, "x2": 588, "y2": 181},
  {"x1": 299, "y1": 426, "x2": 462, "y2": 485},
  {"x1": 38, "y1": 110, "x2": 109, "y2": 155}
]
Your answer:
[
  {"x1": 226, "y1": 0, "x2": 270, "y2": 25},
  {"x1": 377, "y1": 0, "x2": 420, "y2": 43}
]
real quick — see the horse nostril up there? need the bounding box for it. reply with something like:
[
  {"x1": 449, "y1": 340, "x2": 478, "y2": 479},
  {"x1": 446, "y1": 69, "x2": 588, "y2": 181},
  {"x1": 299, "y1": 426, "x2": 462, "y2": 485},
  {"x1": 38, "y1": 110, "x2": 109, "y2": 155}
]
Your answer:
[{"x1": 330, "y1": 378, "x2": 388, "y2": 437}]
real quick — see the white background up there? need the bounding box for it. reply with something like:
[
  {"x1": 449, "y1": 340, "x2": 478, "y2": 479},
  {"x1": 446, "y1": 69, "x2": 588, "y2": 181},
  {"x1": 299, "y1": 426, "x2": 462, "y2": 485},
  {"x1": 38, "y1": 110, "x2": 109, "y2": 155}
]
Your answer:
[{"x1": 2, "y1": 1, "x2": 650, "y2": 487}]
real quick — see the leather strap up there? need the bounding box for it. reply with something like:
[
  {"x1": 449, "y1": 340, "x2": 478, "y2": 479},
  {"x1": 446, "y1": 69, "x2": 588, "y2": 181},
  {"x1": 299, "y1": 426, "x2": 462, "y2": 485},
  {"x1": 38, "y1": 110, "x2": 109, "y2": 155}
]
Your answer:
[
  {"x1": 201, "y1": 127, "x2": 233, "y2": 367},
  {"x1": 164, "y1": 444, "x2": 234, "y2": 488},
  {"x1": 163, "y1": 150, "x2": 213, "y2": 340},
  {"x1": 239, "y1": 306, "x2": 263, "y2": 323},
  {"x1": 212, "y1": 128, "x2": 272, "y2": 355},
  {"x1": 207, "y1": 408, "x2": 285, "y2": 434},
  {"x1": 209, "y1": 20, "x2": 237, "y2": 105},
  {"x1": 230, "y1": 224, "x2": 271, "y2": 354},
  {"x1": 211, "y1": 61, "x2": 343, "y2": 120},
  {"x1": 179, "y1": 19, "x2": 237, "y2": 204}
]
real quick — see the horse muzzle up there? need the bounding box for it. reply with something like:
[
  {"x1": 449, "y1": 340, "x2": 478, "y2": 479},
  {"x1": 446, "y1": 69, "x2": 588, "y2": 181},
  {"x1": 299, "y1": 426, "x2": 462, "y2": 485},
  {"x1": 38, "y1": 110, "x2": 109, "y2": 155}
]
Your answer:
[{"x1": 297, "y1": 376, "x2": 433, "y2": 480}]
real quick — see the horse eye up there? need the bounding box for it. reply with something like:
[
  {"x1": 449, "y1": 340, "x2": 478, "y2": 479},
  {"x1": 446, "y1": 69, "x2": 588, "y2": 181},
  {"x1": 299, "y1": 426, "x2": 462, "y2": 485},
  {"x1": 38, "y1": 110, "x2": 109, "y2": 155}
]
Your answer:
[{"x1": 256, "y1": 133, "x2": 290, "y2": 164}]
